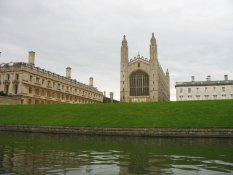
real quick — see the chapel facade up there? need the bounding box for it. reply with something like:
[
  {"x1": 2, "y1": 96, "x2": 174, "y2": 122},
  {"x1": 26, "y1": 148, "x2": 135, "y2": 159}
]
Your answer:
[{"x1": 120, "y1": 33, "x2": 170, "y2": 102}]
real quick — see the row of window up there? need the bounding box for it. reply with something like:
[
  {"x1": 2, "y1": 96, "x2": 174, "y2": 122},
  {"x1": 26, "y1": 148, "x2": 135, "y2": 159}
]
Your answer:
[
  {"x1": 27, "y1": 98, "x2": 95, "y2": 104},
  {"x1": 28, "y1": 75, "x2": 101, "y2": 99},
  {"x1": 0, "y1": 73, "x2": 19, "y2": 81},
  {"x1": 179, "y1": 86, "x2": 232, "y2": 93},
  {"x1": 29, "y1": 87, "x2": 101, "y2": 101},
  {"x1": 179, "y1": 94, "x2": 233, "y2": 100},
  {"x1": 3, "y1": 84, "x2": 18, "y2": 95}
]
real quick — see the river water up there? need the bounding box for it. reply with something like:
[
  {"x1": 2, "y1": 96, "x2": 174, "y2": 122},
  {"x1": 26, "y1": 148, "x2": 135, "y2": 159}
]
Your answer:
[{"x1": 0, "y1": 131, "x2": 233, "y2": 175}]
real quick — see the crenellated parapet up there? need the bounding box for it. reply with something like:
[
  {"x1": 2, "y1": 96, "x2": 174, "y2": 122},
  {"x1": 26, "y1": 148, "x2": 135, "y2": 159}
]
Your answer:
[{"x1": 129, "y1": 53, "x2": 149, "y2": 63}]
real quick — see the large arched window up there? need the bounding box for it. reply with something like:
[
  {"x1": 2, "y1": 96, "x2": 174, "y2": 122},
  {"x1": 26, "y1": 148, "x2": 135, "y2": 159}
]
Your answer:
[{"x1": 130, "y1": 71, "x2": 149, "y2": 96}]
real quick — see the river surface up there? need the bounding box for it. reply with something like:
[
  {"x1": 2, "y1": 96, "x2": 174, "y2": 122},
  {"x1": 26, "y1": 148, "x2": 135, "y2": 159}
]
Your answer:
[{"x1": 0, "y1": 131, "x2": 233, "y2": 175}]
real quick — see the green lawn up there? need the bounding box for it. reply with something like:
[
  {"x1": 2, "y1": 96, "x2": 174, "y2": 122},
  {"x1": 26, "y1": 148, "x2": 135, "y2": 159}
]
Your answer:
[{"x1": 0, "y1": 100, "x2": 233, "y2": 128}]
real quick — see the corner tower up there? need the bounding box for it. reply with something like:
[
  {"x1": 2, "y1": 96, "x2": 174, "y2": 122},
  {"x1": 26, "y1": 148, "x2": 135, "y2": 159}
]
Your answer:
[
  {"x1": 149, "y1": 33, "x2": 159, "y2": 101},
  {"x1": 120, "y1": 35, "x2": 129, "y2": 102}
]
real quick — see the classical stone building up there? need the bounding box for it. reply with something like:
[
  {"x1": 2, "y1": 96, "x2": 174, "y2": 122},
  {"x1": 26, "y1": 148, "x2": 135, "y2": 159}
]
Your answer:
[
  {"x1": 120, "y1": 33, "x2": 170, "y2": 102},
  {"x1": 0, "y1": 51, "x2": 103, "y2": 104},
  {"x1": 176, "y1": 75, "x2": 233, "y2": 101}
]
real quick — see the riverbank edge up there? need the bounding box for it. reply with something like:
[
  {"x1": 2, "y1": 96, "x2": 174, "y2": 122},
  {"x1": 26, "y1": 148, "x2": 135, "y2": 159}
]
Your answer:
[{"x1": 0, "y1": 125, "x2": 233, "y2": 137}]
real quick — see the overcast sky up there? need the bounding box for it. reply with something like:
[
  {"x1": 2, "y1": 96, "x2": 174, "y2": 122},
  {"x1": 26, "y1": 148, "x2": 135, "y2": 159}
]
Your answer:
[{"x1": 0, "y1": 0, "x2": 233, "y2": 100}]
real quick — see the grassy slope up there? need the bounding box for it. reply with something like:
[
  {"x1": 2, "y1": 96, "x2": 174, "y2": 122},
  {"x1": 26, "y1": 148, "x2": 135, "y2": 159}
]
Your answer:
[{"x1": 0, "y1": 100, "x2": 233, "y2": 128}]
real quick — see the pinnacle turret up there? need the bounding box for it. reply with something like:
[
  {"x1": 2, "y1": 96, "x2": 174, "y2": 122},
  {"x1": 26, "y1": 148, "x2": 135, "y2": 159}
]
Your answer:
[
  {"x1": 150, "y1": 32, "x2": 157, "y2": 60},
  {"x1": 166, "y1": 69, "x2": 169, "y2": 76},
  {"x1": 122, "y1": 35, "x2": 127, "y2": 46},
  {"x1": 150, "y1": 32, "x2": 156, "y2": 46}
]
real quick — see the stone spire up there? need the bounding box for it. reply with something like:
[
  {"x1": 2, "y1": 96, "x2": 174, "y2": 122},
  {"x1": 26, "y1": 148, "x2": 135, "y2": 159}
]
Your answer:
[
  {"x1": 121, "y1": 34, "x2": 128, "y2": 63},
  {"x1": 122, "y1": 35, "x2": 127, "y2": 46},
  {"x1": 150, "y1": 32, "x2": 157, "y2": 60},
  {"x1": 150, "y1": 32, "x2": 156, "y2": 46},
  {"x1": 120, "y1": 34, "x2": 129, "y2": 102}
]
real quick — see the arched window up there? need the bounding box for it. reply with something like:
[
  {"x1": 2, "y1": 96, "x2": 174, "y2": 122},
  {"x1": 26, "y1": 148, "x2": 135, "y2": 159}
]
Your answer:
[{"x1": 130, "y1": 71, "x2": 149, "y2": 96}]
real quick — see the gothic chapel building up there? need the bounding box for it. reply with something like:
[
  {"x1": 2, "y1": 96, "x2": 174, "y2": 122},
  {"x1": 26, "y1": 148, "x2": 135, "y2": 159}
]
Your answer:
[{"x1": 120, "y1": 33, "x2": 170, "y2": 102}]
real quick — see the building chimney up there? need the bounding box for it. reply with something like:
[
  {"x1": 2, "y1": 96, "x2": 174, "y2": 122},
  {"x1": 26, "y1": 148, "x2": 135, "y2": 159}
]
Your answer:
[
  {"x1": 66, "y1": 67, "x2": 71, "y2": 79},
  {"x1": 89, "y1": 77, "x2": 93, "y2": 87},
  {"x1": 191, "y1": 76, "x2": 195, "y2": 82},
  {"x1": 28, "y1": 51, "x2": 35, "y2": 65},
  {"x1": 110, "y1": 92, "x2": 114, "y2": 103},
  {"x1": 224, "y1": 75, "x2": 228, "y2": 81},
  {"x1": 103, "y1": 91, "x2": 106, "y2": 97},
  {"x1": 206, "y1": 75, "x2": 211, "y2": 81}
]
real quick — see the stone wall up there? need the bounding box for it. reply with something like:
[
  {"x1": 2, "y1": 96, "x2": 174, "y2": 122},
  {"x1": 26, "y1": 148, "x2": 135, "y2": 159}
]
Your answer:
[
  {"x1": 0, "y1": 125, "x2": 232, "y2": 138},
  {"x1": 0, "y1": 96, "x2": 22, "y2": 105}
]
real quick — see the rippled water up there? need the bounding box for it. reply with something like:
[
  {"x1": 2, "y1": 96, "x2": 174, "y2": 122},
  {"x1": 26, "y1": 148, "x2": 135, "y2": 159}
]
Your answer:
[{"x1": 0, "y1": 132, "x2": 233, "y2": 175}]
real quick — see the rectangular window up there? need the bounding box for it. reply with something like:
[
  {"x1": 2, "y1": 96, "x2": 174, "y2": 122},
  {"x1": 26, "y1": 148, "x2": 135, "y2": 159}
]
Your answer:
[
  {"x1": 5, "y1": 85, "x2": 9, "y2": 94},
  {"x1": 196, "y1": 88, "x2": 199, "y2": 93},
  {"x1": 15, "y1": 74, "x2": 19, "y2": 80},
  {"x1": 48, "y1": 81, "x2": 51, "y2": 87},
  {"x1": 188, "y1": 88, "x2": 191, "y2": 93},
  {"x1": 222, "y1": 87, "x2": 225, "y2": 92},
  {"x1": 30, "y1": 75, "x2": 33, "y2": 82},
  {"x1": 35, "y1": 89, "x2": 39, "y2": 95},
  {"x1": 7, "y1": 74, "x2": 10, "y2": 80},
  {"x1": 180, "y1": 88, "x2": 183, "y2": 93},
  {"x1": 205, "y1": 87, "x2": 208, "y2": 92},
  {"x1": 41, "y1": 90, "x2": 45, "y2": 96},
  {"x1": 29, "y1": 87, "x2": 32, "y2": 94},
  {"x1": 36, "y1": 77, "x2": 40, "y2": 84},
  {"x1": 14, "y1": 85, "x2": 18, "y2": 94}
]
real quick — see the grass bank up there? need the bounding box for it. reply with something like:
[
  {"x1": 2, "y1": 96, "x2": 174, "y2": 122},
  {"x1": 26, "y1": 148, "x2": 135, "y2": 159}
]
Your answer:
[{"x1": 0, "y1": 100, "x2": 233, "y2": 128}]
